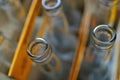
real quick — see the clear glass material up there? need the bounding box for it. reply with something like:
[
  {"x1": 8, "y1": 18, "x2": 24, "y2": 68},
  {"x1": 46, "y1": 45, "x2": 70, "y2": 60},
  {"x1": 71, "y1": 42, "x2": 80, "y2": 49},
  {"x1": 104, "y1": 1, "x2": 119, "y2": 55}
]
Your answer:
[
  {"x1": 0, "y1": 0, "x2": 23, "y2": 42},
  {"x1": 90, "y1": 0, "x2": 120, "y2": 29},
  {"x1": 62, "y1": 0, "x2": 81, "y2": 34},
  {"x1": 0, "y1": 0, "x2": 21, "y2": 11},
  {"x1": 0, "y1": 32, "x2": 16, "y2": 74},
  {"x1": 27, "y1": 38, "x2": 62, "y2": 80},
  {"x1": 42, "y1": 0, "x2": 77, "y2": 61},
  {"x1": 78, "y1": 24, "x2": 116, "y2": 80},
  {"x1": 33, "y1": 0, "x2": 77, "y2": 79}
]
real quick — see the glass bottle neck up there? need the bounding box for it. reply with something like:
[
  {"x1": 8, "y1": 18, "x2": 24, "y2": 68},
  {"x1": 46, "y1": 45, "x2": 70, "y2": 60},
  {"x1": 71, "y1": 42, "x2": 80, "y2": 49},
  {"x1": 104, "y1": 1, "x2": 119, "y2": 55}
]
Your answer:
[
  {"x1": 85, "y1": 24, "x2": 116, "y2": 65},
  {"x1": 44, "y1": 8, "x2": 69, "y2": 34},
  {"x1": 42, "y1": 0, "x2": 69, "y2": 34}
]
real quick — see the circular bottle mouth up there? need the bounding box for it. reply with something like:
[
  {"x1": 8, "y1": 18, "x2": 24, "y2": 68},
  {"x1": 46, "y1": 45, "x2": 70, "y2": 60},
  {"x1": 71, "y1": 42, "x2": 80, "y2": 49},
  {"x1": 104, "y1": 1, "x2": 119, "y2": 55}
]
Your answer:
[
  {"x1": 92, "y1": 24, "x2": 116, "y2": 49},
  {"x1": 42, "y1": 0, "x2": 61, "y2": 11},
  {"x1": 27, "y1": 38, "x2": 52, "y2": 63}
]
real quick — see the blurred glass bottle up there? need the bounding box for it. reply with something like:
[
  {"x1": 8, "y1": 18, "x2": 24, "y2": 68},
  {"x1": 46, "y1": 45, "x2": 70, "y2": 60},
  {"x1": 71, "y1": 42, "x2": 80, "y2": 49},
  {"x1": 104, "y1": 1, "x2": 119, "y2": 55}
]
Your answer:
[
  {"x1": 0, "y1": 0, "x2": 26, "y2": 21},
  {"x1": 90, "y1": 0, "x2": 120, "y2": 29},
  {"x1": 36, "y1": 0, "x2": 77, "y2": 79},
  {"x1": 41, "y1": 0, "x2": 77, "y2": 63},
  {"x1": 27, "y1": 38, "x2": 63, "y2": 80},
  {"x1": 78, "y1": 24, "x2": 117, "y2": 80},
  {"x1": 0, "y1": 0, "x2": 25, "y2": 42},
  {"x1": 0, "y1": 32, "x2": 16, "y2": 74}
]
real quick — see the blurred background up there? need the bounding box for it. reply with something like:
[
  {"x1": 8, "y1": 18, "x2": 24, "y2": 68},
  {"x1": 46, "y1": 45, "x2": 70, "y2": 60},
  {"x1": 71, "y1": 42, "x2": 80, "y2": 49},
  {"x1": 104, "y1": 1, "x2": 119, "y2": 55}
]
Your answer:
[{"x1": 0, "y1": 0, "x2": 120, "y2": 80}]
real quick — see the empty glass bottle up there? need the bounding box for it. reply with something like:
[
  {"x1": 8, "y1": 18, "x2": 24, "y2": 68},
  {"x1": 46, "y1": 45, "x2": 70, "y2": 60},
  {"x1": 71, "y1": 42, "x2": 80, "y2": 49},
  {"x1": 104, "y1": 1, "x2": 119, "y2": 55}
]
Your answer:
[
  {"x1": 27, "y1": 38, "x2": 62, "y2": 80},
  {"x1": 41, "y1": 0, "x2": 77, "y2": 61},
  {"x1": 78, "y1": 24, "x2": 117, "y2": 80},
  {"x1": 40, "y1": 0, "x2": 77, "y2": 79}
]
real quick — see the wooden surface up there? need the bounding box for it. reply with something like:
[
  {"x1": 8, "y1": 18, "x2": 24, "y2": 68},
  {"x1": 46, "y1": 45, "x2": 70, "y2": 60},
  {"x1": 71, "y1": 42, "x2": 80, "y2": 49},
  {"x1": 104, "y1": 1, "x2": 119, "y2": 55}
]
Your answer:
[{"x1": 8, "y1": 0, "x2": 41, "y2": 80}]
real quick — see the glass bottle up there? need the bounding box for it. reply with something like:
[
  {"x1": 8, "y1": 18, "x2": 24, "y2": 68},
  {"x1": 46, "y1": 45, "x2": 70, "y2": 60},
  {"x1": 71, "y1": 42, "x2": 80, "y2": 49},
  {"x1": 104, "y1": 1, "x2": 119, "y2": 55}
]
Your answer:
[
  {"x1": 41, "y1": 0, "x2": 77, "y2": 61},
  {"x1": 78, "y1": 24, "x2": 117, "y2": 80},
  {"x1": 41, "y1": 0, "x2": 77, "y2": 79},
  {"x1": 0, "y1": 0, "x2": 24, "y2": 42},
  {"x1": 41, "y1": 0, "x2": 77, "y2": 76},
  {"x1": 90, "y1": 0, "x2": 120, "y2": 29},
  {"x1": 27, "y1": 38, "x2": 62, "y2": 80}
]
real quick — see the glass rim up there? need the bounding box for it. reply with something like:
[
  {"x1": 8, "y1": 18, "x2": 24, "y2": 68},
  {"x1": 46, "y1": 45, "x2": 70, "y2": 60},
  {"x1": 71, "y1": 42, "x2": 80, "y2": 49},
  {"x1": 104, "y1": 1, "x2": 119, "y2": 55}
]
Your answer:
[
  {"x1": 92, "y1": 24, "x2": 116, "y2": 48},
  {"x1": 27, "y1": 38, "x2": 52, "y2": 63},
  {"x1": 42, "y1": 0, "x2": 61, "y2": 11}
]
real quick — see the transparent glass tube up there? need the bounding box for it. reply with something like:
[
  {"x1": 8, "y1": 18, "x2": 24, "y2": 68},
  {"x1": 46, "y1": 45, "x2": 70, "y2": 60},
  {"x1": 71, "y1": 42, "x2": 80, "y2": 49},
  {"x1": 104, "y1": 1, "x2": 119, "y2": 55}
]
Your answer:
[
  {"x1": 78, "y1": 24, "x2": 116, "y2": 80},
  {"x1": 27, "y1": 38, "x2": 62, "y2": 80}
]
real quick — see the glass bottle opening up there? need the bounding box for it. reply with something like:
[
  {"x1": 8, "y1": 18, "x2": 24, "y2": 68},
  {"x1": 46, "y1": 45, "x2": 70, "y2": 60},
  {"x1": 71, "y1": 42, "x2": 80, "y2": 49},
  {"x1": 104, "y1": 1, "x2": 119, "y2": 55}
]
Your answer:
[
  {"x1": 92, "y1": 24, "x2": 116, "y2": 49},
  {"x1": 42, "y1": 0, "x2": 61, "y2": 11},
  {"x1": 27, "y1": 38, "x2": 52, "y2": 63}
]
